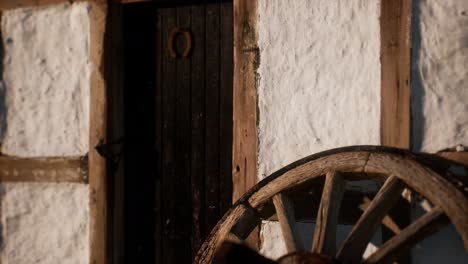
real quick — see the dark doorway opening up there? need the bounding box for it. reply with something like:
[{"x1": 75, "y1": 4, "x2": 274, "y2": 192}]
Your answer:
[{"x1": 123, "y1": 1, "x2": 233, "y2": 263}]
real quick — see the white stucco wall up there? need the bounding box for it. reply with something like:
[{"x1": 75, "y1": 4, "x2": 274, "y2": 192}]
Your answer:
[
  {"x1": 256, "y1": 0, "x2": 381, "y2": 260},
  {"x1": 0, "y1": 2, "x2": 90, "y2": 157},
  {"x1": 0, "y1": 183, "x2": 89, "y2": 264},
  {"x1": 257, "y1": 0, "x2": 381, "y2": 180},
  {"x1": 411, "y1": 0, "x2": 468, "y2": 153},
  {"x1": 0, "y1": 3, "x2": 92, "y2": 264},
  {"x1": 410, "y1": 0, "x2": 468, "y2": 263}
]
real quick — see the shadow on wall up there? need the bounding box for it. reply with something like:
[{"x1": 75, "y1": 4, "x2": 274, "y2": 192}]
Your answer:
[
  {"x1": 0, "y1": 27, "x2": 6, "y2": 144},
  {"x1": 410, "y1": 0, "x2": 424, "y2": 151}
]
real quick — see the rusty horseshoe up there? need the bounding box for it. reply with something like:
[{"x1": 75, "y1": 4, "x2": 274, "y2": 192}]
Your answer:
[{"x1": 167, "y1": 27, "x2": 193, "y2": 59}]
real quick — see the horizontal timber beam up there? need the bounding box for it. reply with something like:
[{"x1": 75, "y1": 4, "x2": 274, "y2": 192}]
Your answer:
[
  {"x1": 0, "y1": 155, "x2": 88, "y2": 183},
  {"x1": 0, "y1": 0, "x2": 105, "y2": 11}
]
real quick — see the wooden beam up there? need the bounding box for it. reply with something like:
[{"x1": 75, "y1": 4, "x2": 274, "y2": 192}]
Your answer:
[
  {"x1": 233, "y1": 0, "x2": 259, "y2": 249},
  {"x1": 0, "y1": 156, "x2": 87, "y2": 182},
  {"x1": 232, "y1": 0, "x2": 258, "y2": 208},
  {"x1": 89, "y1": 1, "x2": 108, "y2": 264},
  {"x1": 380, "y1": 1, "x2": 412, "y2": 263},
  {"x1": 380, "y1": 0, "x2": 412, "y2": 149},
  {"x1": 0, "y1": 0, "x2": 103, "y2": 11}
]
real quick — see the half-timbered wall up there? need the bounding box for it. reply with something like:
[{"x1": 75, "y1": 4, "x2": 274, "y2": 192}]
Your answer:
[
  {"x1": 0, "y1": 2, "x2": 91, "y2": 263},
  {"x1": 0, "y1": 0, "x2": 466, "y2": 263}
]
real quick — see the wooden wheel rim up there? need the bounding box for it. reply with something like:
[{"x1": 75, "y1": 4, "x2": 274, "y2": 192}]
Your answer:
[{"x1": 194, "y1": 146, "x2": 468, "y2": 264}]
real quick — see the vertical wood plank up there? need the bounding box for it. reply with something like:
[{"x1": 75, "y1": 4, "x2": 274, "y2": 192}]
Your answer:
[
  {"x1": 380, "y1": 1, "x2": 412, "y2": 263},
  {"x1": 175, "y1": 6, "x2": 193, "y2": 263},
  {"x1": 219, "y1": 1, "x2": 234, "y2": 221},
  {"x1": 89, "y1": 2, "x2": 108, "y2": 264},
  {"x1": 154, "y1": 6, "x2": 163, "y2": 264},
  {"x1": 205, "y1": 2, "x2": 221, "y2": 233},
  {"x1": 190, "y1": 4, "x2": 206, "y2": 255},
  {"x1": 233, "y1": 0, "x2": 259, "y2": 249},
  {"x1": 161, "y1": 7, "x2": 177, "y2": 264}
]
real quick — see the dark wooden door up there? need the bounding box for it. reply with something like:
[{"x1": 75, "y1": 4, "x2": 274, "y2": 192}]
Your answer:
[{"x1": 124, "y1": 2, "x2": 233, "y2": 263}]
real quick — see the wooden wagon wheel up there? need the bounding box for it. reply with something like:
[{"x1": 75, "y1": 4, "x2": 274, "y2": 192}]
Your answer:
[{"x1": 194, "y1": 146, "x2": 468, "y2": 264}]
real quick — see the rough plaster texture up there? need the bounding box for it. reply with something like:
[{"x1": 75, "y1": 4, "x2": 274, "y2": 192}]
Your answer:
[
  {"x1": 257, "y1": 0, "x2": 381, "y2": 179},
  {"x1": 0, "y1": 2, "x2": 91, "y2": 157},
  {"x1": 411, "y1": 0, "x2": 468, "y2": 152},
  {"x1": 256, "y1": 0, "x2": 381, "y2": 257},
  {"x1": 0, "y1": 183, "x2": 89, "y2": 264}
]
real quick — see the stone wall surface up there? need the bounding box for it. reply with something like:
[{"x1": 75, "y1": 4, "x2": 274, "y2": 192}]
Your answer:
[{"x1": 0, "y1": 3, "x2": 91, "y2": 264}]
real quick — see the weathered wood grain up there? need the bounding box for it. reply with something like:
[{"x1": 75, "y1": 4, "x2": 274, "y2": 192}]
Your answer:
[
  {"x1": 359, "y1": 196, "x2": 402, "y2": 235},
  {"x1": 364, "y1": 207, "x2": 449, "y2": 264},
  {"x1": 0, "y1": 0, "x2": 103, "y2": 10},
  {"x1": 380, "y1": 2, "x2": 413, "y2": 261},
  {"x1": 88, "y1": 2, "x2": 107, "y2": 264},
  {"x1": 337, "y1": 176, "x2": 405, "y2": 263},
  {"x1": 273, "y1": 193, "x2": 303, "y2": 253},
  {"x1": 232, "y1": 0, "x2": 258, "y2": 202},
  {"x1": 380, "y1": 0, "x2": 412, "y2": 149},
  {"x1": 233, "y1": 0, "x2": 259, "y2": 249},
  {"x1": 0, "y1": 156, "x2": 87, "y2": 182},
  {"x1": 311, "y1": 171, "x2": 345, "y2": 256}
]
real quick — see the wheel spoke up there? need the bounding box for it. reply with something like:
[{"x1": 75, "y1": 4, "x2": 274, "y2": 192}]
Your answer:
[
  {"x1": 311, "y1": 171, "x2": 346, "y2": 255},
  {"x1": 226, "y1": 232, "x2": 243, "y2": 244},
  {"x1": 337, "y1": 176, "x2": 405, "y2": 263},
  {"x1": 364, "y1": 207, "x2": 449, "y2": 264},
  {"x1": 272, "y1": 193, "x2": 303, "y2": 253},
  {"x1": 359, "y1": 196, "x2": 402, "y2": 235}
]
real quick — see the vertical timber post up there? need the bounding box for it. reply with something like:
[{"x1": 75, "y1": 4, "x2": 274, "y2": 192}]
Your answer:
[
  {"x1": 233, "y1": 0, "x2": 259, "y2": 249},
  {"x1": 380, "y1": 0, "x2": 412, "y2": 263},
  {"x1": 89, "y1": 1, "x2": 108, "y2": 263}
]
